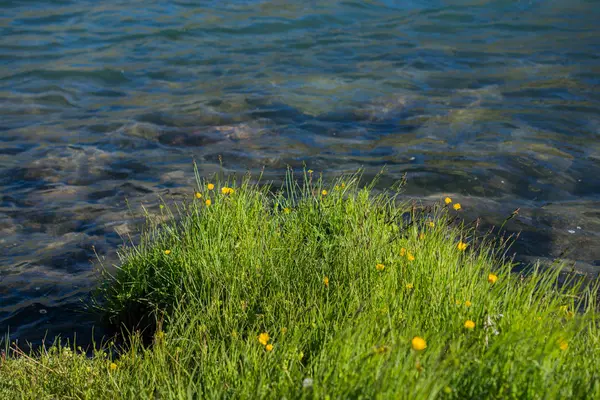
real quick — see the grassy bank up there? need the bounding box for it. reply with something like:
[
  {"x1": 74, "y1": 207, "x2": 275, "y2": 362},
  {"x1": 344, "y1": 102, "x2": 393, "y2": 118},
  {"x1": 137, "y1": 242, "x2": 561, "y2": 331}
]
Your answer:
[{"x1": 1, "y1": 170, "x2": 599, "y2": 399}]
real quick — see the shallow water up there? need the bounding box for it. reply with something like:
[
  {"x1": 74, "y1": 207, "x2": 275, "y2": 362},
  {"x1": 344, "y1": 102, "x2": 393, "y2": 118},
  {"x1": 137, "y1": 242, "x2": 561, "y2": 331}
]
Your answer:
[{"x1": 1, "y1": 0, "x2": 600, "y2": 344}]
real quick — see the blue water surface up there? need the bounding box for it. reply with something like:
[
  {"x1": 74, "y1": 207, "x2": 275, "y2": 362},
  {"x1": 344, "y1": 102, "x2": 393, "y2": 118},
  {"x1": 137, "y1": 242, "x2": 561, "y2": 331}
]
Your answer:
[{"x1": 1, "y1": 0, "x2": 599, "y2": 344}]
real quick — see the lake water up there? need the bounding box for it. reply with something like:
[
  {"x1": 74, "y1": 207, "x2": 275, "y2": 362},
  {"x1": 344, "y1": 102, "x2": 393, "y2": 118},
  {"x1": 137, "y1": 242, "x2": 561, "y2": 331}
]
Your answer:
[{"x1": 1, "y1": 0, "x2": 600, "y2": 344}]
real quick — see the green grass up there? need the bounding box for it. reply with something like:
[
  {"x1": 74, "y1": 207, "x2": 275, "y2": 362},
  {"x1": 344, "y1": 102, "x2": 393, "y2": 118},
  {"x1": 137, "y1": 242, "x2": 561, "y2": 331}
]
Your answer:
[{"x1": 1, "y1": 169, "x2": 599, "y2": 399}]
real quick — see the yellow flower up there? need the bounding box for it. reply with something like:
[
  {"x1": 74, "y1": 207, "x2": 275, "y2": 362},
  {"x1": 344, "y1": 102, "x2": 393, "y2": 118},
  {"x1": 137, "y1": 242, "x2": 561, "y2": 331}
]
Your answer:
[
  {"x1": 265, "y1": 344, "x2": 274, "y2": 352},
  {"x1": 488, "y1": 273, "x2": 498, "y2": 284},
  {"x1": 457, "y1": 242, "x2": 468, "y2": 251},
  {"x1": 400, "y1": 248, "x2": 406, "y2": 257},
  {"x1": 283, "y1": 207, "x2": 291, "y2": 214},
  {"x1": 164, "y1": 249, "x2": 171, "y2": 255},
  {"x1": 321, "y1": 189, "x2": 328, "y2": 196},
  {"x1": 258, "y1": 332, "x2": 270, "y2": 346},
  {"x1": 419, "y1": 233, "x2": 425, "y2": 240},
  {"x1": 559, "y1": 340, "x2": 568, "y2": 351},
  {"x1": 195, "y1": 192, "x2": 202, "y2": 199},
  {"x1": 453, "y1": 203, "x2": 461, "y2": 211},
  {"x1": 207, "y1": 183, "x2": 214, "y2": 190},
  {"x1": 427, "y1": 221, "x2": 435, "y2": 227},
  {"x1": 407, "y1": 252, "x2": 415, "y2": 262},
  {"x1": 341, "y1": 183, "x2": 346, "y2": 188},
  {"x1": 323, "y1": 276, "x2": 329, "y2": 288},
  {"x1": 205, "y1": 199, "x2": 211, "y2": 206},
  {"x1": 465, "y1": 300, "x2": 472, "y2": 307},
  {"x1": 464, "y1": 320, "x2": 475, "y2": 329},
  {"x1": 405, "y1": 283, "x2": 414, "y2": 290},
  {"x1": 109, "y1": 363, "x2": 117, "y2": 370},
  {"x1": 411, "y1": 336, "x2": 427, "y2": 351},
  {"x1": 221, "y1": 187, "x2": 235, "y2": 195},
  {"x1": 281, "y1": 327, "x2": 288, "y2": 334},
  {"x1": 308, "y1": 169, "x2": 313, "y2": 174},
  {"x1": 444, "y1": 197, "x2": 452, "y2": 204},
  {"x1": 376, "y1": 263, "x2": 385, "y2": 271}
]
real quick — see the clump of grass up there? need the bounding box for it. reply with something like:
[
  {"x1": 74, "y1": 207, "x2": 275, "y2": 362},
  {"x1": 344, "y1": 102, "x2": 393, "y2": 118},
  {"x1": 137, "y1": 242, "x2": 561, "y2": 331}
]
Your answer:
[{"x1": 1, "y1": 169, "x2": 599, "y2": 399}]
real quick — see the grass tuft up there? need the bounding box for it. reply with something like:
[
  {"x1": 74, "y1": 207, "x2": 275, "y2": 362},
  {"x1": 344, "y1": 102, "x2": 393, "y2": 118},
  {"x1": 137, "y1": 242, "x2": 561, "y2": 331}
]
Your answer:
[{"x1": 2, "y1": 169, "x2": 599, "y2": 399}]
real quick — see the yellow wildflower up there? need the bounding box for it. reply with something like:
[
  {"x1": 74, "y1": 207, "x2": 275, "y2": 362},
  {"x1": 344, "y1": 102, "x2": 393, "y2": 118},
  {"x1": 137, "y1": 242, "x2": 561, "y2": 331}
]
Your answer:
[
  {"x1": 457, "y1": 241, "x2": 468, "y2": 251},
  {"x1": 341, "y1": 183, "x2": 346, "y2": 188},
  {"x1": 283, "y1": 207, "x2": 291, "y2": 214},
  {"x1": 265, "y1": 344, "x2": 274, "y2": 352},
  {"x1": 258, "y1": 332, "x2": 270, "y2": 346},
  {"x1": 376, "y1": 263, "x2": 385, "y2": 271},
  {"x1": 221, "y1": 187, "x2": 235, "y2": 195},
  {"x1": 207, "y1": 183, "x2": 214, "y2": 190},
  {"x1": 400, "y1": 248, "x2": 406, "y2": 257},
  {"x1": 419, "y1": 233, "x2": 425, "y2": 240},
  {"x1": 109, "y1": 363, "x2": 117, "y2": 370},
  {"x1": 559, "y1": 340, "x2": 568, "y2": 351},
  {"x1": 411, "y1": 336, "x2": 427, "y2": 351},
  {"x1": 164, "y1": 249, "x2": 171, "y2": 255},
  {"x1": 427, "y1": 221, "x2": 435, "y2": 227},
  {"x1": 281, "y1": 327, "x2": 288, "y2": 334},
  {"x1": 407, "y1": 252, "x2": 415, "y2": 261},
  {"x1": 195, "y1": 192, "x2": 202, "y2": 199},
  {"x1": 464, "y1": 320, "x2": 475, "y2": 329},
  {"x1": 444, "y1": 197, "x2": 452, "y2": 204},
  {"x1": 321, "y1": 189, "x2": 328, "y2": 196},
  {"x1": 323, "y1": 276, "x2": 329, "y2": 288},
  {"x1": 205, "y1": 199, "x2": 211, "y2": 206},
  {"x1": 405, "y1": 283, "x2": 414, "y2": 290},
  {"x1": 488, "y1": 273, "x2": 498, "y2": 284},
  {"x1": 308, "y1": 170, "x2": 313, "y2": 174},
  {"x1": 465, "y1": 300, "x2": 472, "y2": 307},
  {"x1": 453, "y1": 203, "x2": 461, "y2": 211}
]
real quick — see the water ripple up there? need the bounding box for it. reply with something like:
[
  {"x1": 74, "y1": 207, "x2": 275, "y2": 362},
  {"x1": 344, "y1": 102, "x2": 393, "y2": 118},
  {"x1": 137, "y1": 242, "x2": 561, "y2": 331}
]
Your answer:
[{"x1": 1, "y1": 0, "x2": 600, "y2": 344}]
